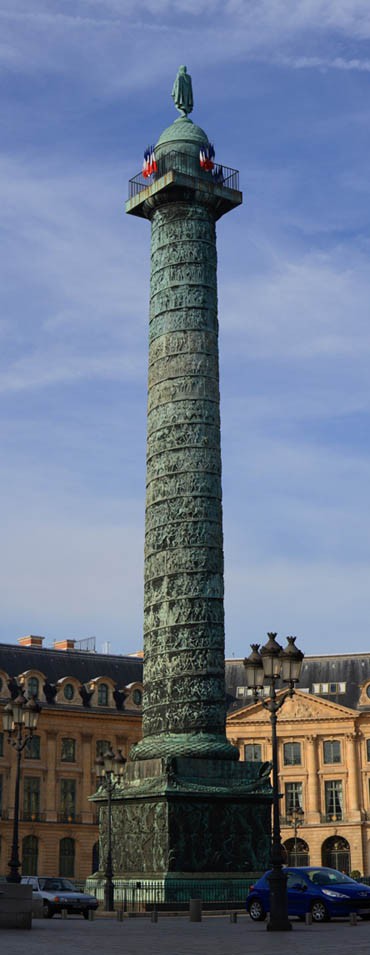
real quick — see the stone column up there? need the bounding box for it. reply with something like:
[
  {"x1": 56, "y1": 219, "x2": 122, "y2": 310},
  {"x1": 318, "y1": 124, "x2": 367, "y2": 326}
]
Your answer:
[
  {"x1": 306, "y1": 735, "x2": 320, "y2": 821},
  {"x1": 133, "y1": 200, "x2": 235, "y2": 763},
  {"x1": 346, "y1": 733, "x2": 361, "y2": 819},
  {"x1": 81, "y1": 733, "x2": 94, "y2": 823},
  {"x1": 45, "y1": 731, "x2": 57, "y2": 821}
]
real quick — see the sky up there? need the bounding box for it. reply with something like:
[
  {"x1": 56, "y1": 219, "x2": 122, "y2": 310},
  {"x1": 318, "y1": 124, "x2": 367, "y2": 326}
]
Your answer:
[{"x1": 1, "y1": 0, "x2": 370, "y2": 659}]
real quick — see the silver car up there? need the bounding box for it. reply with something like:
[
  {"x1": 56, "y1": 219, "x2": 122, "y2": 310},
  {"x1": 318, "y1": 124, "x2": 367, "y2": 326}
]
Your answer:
[{"x1": 21, "y1": 876, "x2": 99, "y2": 919}]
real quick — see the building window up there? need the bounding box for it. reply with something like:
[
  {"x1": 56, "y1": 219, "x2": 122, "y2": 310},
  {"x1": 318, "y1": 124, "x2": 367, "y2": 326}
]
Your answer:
[
  {"x1": 133, "y1": 688, "x2": 142, "y2": 706},
  {"x1": 98, "y1": 683, "x2": 109, "y2": 706},
  {"x1": 96, "y1": 739, "x2": 110, "y2": 759},
  {"x1": 60, "y1": 779, "x2": 76, "y2": 821},
  {"x1": 61, "y1": 739, "x2": 76, "y2": 762},
  {"x1": 323, "y1": 740, "x2": 341, "y2": 764},
  {"x1": 283, "y1": 742, "x2": 301, "y2": 765},
  {"x1": 0, "y1": 676, "x2": 3, "y2": 693},
  {"x1": 325, "y1": 780, "x2": 343, "y2": 820},
  {"x1": 63, "y1": 683, "x2": 74, "y2": 701},
  {"x1": 23, "y1": 777, "x2": 40, "y2": 821},
  {"x1": 25, "y1": 735, "x2": 40, "y2": 759},
  {"x1": 59, "y1": 838, "x2": 75, "y2": 878},
  {"x1": 285, "y1": 782, "x2": 303, "y2": 815},
  {"x1": 244, "y1": 743, "x2": 262, "y2": 762},
  {"x1": 366, "y1": 740, "x2": 370, "y2": 762},
  {"x1": 27, "y1": 677, "x2": 39, "y2": 699},
  {"x1": 22, "y1": 835, "x2": 38, "y2": 876},
  {"x1": 0, "y1": 775, "x2": 2, "y2": 818},
  {"x1": 0, "y1": 733, "x2": 3, "y2": 757},
  {"x1": 312, "y1": 682, "x2": 346, "y2": 695}
]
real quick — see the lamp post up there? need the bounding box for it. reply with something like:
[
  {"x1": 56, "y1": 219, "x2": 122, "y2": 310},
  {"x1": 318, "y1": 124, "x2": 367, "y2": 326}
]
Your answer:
[
  {"x1": 244, "y1": 633, "x2": 304, "y2": 931},
  {"x1": 287, "y1": 806, "x2": 304, "y2": 864},
  {"x1": 95, "y1": 746, "x2": 126, "y2": 912},
  {"x1": 2, "y1": 693, "x2": 41, "y2": 883}
]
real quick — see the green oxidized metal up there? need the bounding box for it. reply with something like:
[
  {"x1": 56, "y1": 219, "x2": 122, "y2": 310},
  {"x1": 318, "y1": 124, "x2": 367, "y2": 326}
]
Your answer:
[
  {"x1": 127, "y1": 110, "x2": 242, "y2": 763},
  {"x1": 90, "y1": 76, "x2": 272, "y2": 898}
]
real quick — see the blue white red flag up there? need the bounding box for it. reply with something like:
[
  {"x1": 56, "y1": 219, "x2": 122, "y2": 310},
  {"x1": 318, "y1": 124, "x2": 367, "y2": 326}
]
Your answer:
[
  {"x1": 199, "y1": 143, "x2": 215, "y2": 171},
  {"x1": 142, "y1": 145, "x2": 157, "y2": 178}
]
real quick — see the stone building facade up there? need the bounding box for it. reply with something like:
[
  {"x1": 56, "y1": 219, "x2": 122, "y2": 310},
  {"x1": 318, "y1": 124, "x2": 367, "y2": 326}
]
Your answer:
[
  {"x1": 225, "y1": 653, "x2": 370, "y2": 877},
  {"x1": 0, "y1": 636, "x2": 143, "y2": 881}
]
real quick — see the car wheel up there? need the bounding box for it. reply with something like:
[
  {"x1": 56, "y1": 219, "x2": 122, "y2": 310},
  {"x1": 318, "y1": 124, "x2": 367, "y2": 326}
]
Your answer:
[
  {"x1": 248, "y1": 898, "x2": 266, "y2": 921},
  {"x1": 311, "y1": 900, "x2": 329, "y2": 922},
  {"x1": 43, "y1": 902, "x2": 54, "y2": 919},
  {"x1": 82, "y1": 910, "x2": 89, "y2": 920}
]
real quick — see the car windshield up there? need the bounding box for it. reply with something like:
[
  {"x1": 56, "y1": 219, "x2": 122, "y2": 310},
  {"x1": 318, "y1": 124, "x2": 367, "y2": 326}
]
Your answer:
[
  {"x1": 307, "y1": 869, "x2": 354, "y2": 886},
  {"x1": 39, "y1": 879, "x2": 76, "y2": 892}
]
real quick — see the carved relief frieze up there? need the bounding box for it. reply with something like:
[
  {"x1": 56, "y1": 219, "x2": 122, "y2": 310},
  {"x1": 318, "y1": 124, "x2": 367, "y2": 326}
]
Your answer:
[
  {"x1": 144, "y1": 625, "x2": 224, "y2": 656},
  {"x1": 148, "y1": 377, "x2": 220, "y2": 412},
  {"x1": 147, "y1": 400, "x2": 220, "y2": 434},
  {"x1": 145, "y1": 495, "x2": 221, "y2": 530},
  {"x1": 151, "y1": 239, "x2": 217, "y2": 267},
  {"x1": 150, "y1": 284, "x2": 217, "y2": 317},
  {"x1": 149, "y1": 310, "x2": 218, "y2": 341},
  {"x1": 149, "y1": 330, "x2": 217, "y2": 364},
  {"x1": 146, "y1": 447, "x2": 221, "y2": 484},
  {"x1": 144, "y1": 546, "x2": 222, "y2": 579},
  {"x1": 144, "y1": 518, "x2": 222, "y2": 554},
  {"x1": 151, "y1": 262, "x2": 217, "y2": 295},
  {"x1": 144, "y1": 570, "x2": 224, "y2": 604},
  {"x1": 146, "y1": 480, "x2": 221, "y2": 512},
  {"x1": 148, "y1": 354, "x2": 219, "y2": 389},
  {"x1": 144, "y1": 596, "x2": 224, "y2": 631}
]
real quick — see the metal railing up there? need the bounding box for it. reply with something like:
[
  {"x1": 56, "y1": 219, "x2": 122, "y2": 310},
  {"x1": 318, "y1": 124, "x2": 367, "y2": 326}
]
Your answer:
[
  {"x1": 87, "y1": 877, "x2": 258, "y2": 912},
  {"x1": 57, "y1": 812, "x2": 82, "y2": 824},
  {"x1": 21, "y1": 811, "x2": 45, "y2": 822},
  {"x1": 128, "y1": 150, "x2": 239, "y2": 199},
  {"x1": 320, "y1": 812, "x2": 344, "y2": 823}
]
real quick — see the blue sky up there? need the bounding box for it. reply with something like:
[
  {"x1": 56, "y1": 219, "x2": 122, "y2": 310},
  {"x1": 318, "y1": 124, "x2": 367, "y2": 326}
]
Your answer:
[{"x1": 1, "y1": 0, "x2": 370, "y2": 659}]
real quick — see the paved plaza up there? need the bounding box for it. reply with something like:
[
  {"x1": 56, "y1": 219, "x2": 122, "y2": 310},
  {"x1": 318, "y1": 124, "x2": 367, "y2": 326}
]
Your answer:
[{"x1": 2, "y1": 914, "x2": 370, "y2": 955}]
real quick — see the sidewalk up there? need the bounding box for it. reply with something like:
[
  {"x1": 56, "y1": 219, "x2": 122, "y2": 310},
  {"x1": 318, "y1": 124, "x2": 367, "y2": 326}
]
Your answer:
[{"x1": 1, "y1": 914, "x2": 370, "y2": 955}]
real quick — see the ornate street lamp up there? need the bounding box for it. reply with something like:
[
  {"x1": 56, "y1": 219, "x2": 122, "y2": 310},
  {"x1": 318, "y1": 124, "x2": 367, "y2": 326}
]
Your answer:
[
  {"x1": 244, "y1": 633, "x2": 304, "y2": 931},
  {"x1": 3, "y1": 693, "x2": 41, "y2": 883},
  {"x1": 95, "y1": 745, "x2": 126, "y2": 911},
  {"x1": 286, "y1": 806, "x2": 304, "y2": 864}
]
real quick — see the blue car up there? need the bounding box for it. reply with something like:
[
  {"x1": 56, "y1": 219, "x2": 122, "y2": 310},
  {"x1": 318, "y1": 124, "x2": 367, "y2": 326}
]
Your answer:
[{"x1": 247, "y1": 867, "x2": 370, "y2": 922}]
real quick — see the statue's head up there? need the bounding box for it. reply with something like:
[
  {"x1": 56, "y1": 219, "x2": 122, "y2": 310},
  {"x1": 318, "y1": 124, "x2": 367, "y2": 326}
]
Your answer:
[{"x1": 179, "y1": 65, "x2": 187, "y2": 74}]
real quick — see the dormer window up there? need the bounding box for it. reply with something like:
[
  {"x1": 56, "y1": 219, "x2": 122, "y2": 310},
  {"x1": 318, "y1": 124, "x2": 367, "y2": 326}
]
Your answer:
[
  {"x1": 98, "y1": 683, "x2": 109, "y2": 707},
  {"x1": 27, "y1": 676, "x2": 39, "y2": 699}
]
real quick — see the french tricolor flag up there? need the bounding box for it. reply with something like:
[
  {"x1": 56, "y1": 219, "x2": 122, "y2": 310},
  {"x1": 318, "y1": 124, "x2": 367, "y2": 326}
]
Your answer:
[{"x1": 143, "y1": 145, "x2": 157, "y2": 178}]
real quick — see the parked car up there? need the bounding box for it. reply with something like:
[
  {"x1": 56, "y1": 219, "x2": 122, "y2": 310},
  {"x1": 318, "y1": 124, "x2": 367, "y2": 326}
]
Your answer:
[
  {"x1": 246, "y1": 867, "x2": 370, "y2": 922},
  {"x1": 21, "y1": 876, "x2": 99, "y2": 919}
]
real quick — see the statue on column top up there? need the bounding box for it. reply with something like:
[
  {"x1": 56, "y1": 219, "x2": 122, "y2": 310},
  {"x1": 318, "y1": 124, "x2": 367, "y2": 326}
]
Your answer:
[{"x1": 172, "y1": 65, "x2": 194, "y2": 117}]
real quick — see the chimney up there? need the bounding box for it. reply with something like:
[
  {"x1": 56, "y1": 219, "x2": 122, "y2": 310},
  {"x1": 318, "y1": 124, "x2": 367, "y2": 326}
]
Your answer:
[
  {"x1": 53, "y1": 639, "x2": 76, "y2": 651},
  {"x1": 18, "y1": 635, "x2": 45, "y2": 648}
]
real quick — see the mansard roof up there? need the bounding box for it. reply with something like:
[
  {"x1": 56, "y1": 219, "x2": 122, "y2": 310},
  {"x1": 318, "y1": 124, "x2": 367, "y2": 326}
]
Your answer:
[
  {"x1": 226, "y1": 652, "x2": 370, "y2": 713},
  {"x1": 0, "y1": 641, "x2": 143, "y2": 700}
]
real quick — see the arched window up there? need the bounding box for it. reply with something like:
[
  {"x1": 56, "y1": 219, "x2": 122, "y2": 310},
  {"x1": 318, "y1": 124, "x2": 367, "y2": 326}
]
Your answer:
[
  {"x1": 22, "y1": 835, "x2": 38, "y2": 875},
  {"x1": 98, "y1": 683, "x2": 108, "y2": 706},
  {"x1": 27, "y1": 677, "x2": 39, "y2": 699},
  {"x1": 59, "y1": 838, "x2": 75, "y2": 878},
  {"x1": 283, "y1": 837, "x2": 310, "y2": 867},
  {"x1": 322, "y1": 836, "x2": 351, "y2": 873},
  {"x1": 92, "y1": 841, "x2": 99, "y2": 873}
]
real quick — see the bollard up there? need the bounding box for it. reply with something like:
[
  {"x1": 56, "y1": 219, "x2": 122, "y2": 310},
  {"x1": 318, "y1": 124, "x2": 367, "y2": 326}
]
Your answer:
[
  {"x1": 350, "y1": 912, "x2": 357, "y2": 926},
  {"x1": 230, "y1": 911, "x2": 237, "y2": 923},
  {"x1": 61, "y1": 908, "x2": 68, "y2": 919},
  {"x1": 151, "y1": 908, "x2": 158, "y2": 923},
  {"x1": 88, "y1": 909, "x2": 95, "y2": 921},
  {"x1": 117, "y1": 909, "x2": 124, "y2": 922},
  {"x1": 189, "y1": 898, "x2": 202, "y2": 922},
  {"x1": 305, "y1": 912, "x2": 312, "y2": 925}
]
